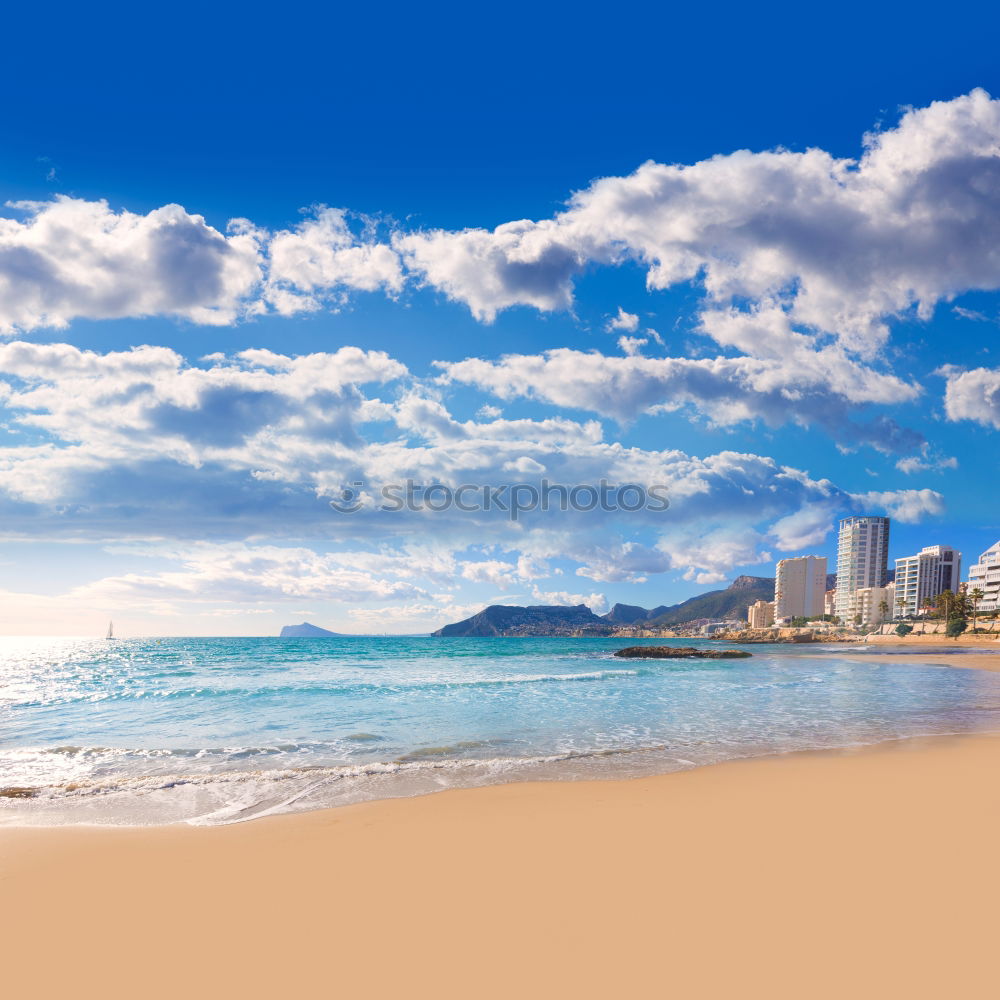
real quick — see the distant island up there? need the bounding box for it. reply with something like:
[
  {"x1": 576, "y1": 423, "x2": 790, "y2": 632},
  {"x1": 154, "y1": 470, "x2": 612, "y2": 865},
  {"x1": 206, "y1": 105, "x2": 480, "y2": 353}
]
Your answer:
[
  {"x1": 433, "y1": 576, "x2": 777, "y2": 637},
  {"x1": 279, "y1": 622, "x2": 349, "y2": 637}
]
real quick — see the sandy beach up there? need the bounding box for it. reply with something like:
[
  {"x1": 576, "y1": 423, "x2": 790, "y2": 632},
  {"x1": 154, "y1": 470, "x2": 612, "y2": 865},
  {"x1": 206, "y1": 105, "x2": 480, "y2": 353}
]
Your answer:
[
  {"x1": 5, "y1": 715, "x2": 1000, "y2": 999},
  {"x1": 807, "y1": 648, "x2": 1000, "y2": 672}
]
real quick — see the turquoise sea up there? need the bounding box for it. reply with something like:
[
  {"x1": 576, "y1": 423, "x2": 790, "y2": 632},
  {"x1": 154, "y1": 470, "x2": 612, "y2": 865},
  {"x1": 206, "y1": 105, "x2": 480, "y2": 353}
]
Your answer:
[{"x1": 3, "y1": 636, "x2": 1000, "y2": 826}]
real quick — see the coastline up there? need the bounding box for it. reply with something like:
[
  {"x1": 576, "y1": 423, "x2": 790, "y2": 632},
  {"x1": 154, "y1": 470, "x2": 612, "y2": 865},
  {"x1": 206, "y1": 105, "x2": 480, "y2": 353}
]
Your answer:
[{"x1": 4, "y1": 729, "x2": 1000, "y2": 999}]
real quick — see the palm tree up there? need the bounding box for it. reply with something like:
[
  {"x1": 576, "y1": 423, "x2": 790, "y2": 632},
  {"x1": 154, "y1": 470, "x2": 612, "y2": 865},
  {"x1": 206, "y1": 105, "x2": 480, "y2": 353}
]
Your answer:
[
  {"x1": 970, "y1": 587, "x2": 984, "y2": 630},
  {"x1": 878, "y1": 598, "x2": 889, "y2": 623},
  {"x1": 956, "y1": 583, "x2": 971, "y2": 621},
  {"x1": 938, "y1": 589, "x2": 955, "y2": 622},
  {"x1": 896, "y1": 595, "x2": 908, "y2": 620}
]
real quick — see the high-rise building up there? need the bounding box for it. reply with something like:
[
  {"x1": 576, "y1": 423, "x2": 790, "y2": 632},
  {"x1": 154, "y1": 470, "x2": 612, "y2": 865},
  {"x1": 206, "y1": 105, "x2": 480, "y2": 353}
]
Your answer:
[
  {"x1": 967, "y1": 540, "x2": 1000, "y2": 612},
  {"x1": 835, "y1": 516, "x2": 890, "y2": 620},
  {"x1": 894, "y1": 545, "x2": 962, "y2": 617},
  {"x1": 775, "y1": 556, "x2": 827, "y2": 620},
  {"x1": 747, "y1": 600, "x2": 775, "y2": 628}
]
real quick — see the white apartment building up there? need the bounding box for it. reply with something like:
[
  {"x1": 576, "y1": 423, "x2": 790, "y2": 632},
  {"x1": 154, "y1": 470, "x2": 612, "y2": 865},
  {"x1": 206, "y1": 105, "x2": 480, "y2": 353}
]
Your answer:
[
  {"x1": 845, "y1": 582, "x2": 896, "y2": 626},
  {"x1": 775, "y1": 555, "x2": 827, "y2": 620},
  {"x1": 835, "y1": 516, "x2": 890, "y2": 620},
  {"x1": 747, "y1": 600, "x2": 775, "y2": 628},
  {"x1": 968, "y1": 540, "x2": 1000, "y2": 612},
  {"x1": 894, "y1": 545, "x2": 962, "y2": 617},
  {"x1": 701, "y1": 621, "x2": 736, "y2": 635},
  {"x1": 824, "y1": 590, "x2": 837, "y2": 617}
]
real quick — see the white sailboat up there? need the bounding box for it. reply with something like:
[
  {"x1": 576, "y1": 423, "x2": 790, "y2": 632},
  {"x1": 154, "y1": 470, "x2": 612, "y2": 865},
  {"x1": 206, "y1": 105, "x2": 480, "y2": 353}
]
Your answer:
[{"x1": 106, "y1": 620, "x2": 116, "y2": 640}]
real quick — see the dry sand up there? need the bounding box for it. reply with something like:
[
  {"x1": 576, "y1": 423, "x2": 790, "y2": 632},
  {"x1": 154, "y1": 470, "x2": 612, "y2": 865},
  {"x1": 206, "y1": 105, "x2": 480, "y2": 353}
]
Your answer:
[
  {"x1": 5, "y1": 726, "x2": 1000, "y2": 999},
  {"x1": 864, "y1": 631, "x2": 1000, "y2": 646}
]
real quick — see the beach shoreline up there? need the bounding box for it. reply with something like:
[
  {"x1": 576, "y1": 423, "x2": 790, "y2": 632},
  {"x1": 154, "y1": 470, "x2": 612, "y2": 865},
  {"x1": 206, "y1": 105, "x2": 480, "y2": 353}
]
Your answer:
[
  {"x1": 5, "y1": 648, "x2": 1000, "y2": 998},
  {"x1": 4, "y1": 728, "x2": 1000, "y2": 999}
]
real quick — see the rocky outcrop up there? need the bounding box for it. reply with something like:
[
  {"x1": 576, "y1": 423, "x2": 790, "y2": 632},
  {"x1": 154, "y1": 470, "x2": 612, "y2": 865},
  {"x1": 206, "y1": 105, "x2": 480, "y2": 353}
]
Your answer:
[{"x1": 613, "y1": 646, "x2": 752, "y2": 659}]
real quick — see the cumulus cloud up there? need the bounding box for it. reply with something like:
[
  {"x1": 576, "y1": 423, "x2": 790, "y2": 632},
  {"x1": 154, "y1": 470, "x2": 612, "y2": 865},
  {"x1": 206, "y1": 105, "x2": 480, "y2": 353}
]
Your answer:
[
  {"x1": 264, "y1": 207, "x2": 404, "y2": 314},
  {"x1": 851, "y1": 488, "x2": 945, "y2": 523},
  {"x1": 5, "y1": 92, "x2": 1000, "y2": 391},
  {"x1": 0, "y1": 197, "x2": 263, "y2": 331},
  {"x1": 0, "y1": 200, "x2": 404, "y2": 333},
  {"x1": 0, "y1": 340, "x2": 407, "y2": 502},
  {"x1": 767, "y1": 502, "x2": 841, "y2": 550},
  {"x1": 939, "y1": 365, "x2": 1000, "y2": 429},
  {"x1": 400, "y1": 90, "x2": 1000, "y2": 360},
  {"x1": 0, "y1": 341, "x2": 947, "y2": 589},
  {"x1": 617, "y1": 336, "x2": 647, "y2": 356},
  {"x1": 436, "y1": 340, "x2": 921, "y2": 451},
  {"x1": 606, "y1": 307, "x2": 640, "y2": 332},
  {"x1": 5, "y1": 92, "x2": 1000, "y2": 463}
]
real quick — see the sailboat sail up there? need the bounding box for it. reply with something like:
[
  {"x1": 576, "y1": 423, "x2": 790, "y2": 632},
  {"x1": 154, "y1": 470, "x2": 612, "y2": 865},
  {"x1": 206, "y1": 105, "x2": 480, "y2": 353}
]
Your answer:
[{"x1": 106, "y1": 621, "x2": 114, "y2": 640}]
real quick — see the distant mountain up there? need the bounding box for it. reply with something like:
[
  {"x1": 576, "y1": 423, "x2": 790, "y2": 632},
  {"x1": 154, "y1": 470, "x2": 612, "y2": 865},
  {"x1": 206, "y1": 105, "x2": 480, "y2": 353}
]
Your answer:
[
  {"x1": 600, "y1": 576, "x2": 776, "y2": 628},
  {"x1": 603, "y1": 603, "x2": 669, "y2": 624},
  {"x1": 279, "y1": 622, "x2": 349, "y2": 637},
  {"x1": 433, "y1": 577, "x2": 781, "y2": 637},
  {"x1": 603, "y1": 603, "x2": 653, "y2": 625},
  {"x1": 433, "y1": 604, "x2": 611, "y2": 637},
  {"x1": 647, "y1": 576, "x2": 775, "y2": 626}
]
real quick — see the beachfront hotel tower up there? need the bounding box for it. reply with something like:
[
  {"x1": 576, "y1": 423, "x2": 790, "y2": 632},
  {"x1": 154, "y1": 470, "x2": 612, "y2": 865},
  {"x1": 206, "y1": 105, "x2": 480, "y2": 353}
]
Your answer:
[
  {"x1": 775, "y1": 556, "x2": 827, "y2": 620},
  {"x1": 894, "y1": 545, "x2": 962, "y2": 617},
  {"x1": 967, "y1": 540, "x2": 1000, "y2": 612},
  {"x1": 834, "y1": 516, "x2": 890, "y2": 621}
]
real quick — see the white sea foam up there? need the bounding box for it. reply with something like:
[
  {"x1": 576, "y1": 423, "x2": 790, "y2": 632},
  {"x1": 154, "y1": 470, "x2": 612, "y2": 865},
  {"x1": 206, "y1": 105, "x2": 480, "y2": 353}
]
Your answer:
[{"x1": 5, "y1": 636, "x2": 1000, "y2": 828}]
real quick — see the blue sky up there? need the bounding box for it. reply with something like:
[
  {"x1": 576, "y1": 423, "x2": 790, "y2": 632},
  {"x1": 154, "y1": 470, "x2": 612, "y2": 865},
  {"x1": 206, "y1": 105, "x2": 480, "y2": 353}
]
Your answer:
[{"x1": 1, "y1": 2, "x2": 999, "y2": 635}]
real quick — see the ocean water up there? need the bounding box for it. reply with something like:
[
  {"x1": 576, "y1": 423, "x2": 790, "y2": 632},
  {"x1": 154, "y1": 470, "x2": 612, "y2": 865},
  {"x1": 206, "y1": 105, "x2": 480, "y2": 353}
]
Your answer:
[{"x1": 3, "y1": 635, "x2": 1000, "y2": 827}]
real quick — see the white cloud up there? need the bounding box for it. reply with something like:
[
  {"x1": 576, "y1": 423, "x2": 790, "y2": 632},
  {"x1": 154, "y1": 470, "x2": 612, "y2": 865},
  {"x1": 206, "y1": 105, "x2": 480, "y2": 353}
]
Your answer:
[
  {"x1": 656, "y1": 528, "x2": 772, "y2": 585},
  {"x1": 895, "y1": 452, "x2": 959, "y2": 474},
  {"x1": 952, "y1": 306, "x2": 994, "y2": 323},
  {"x1": 939, "y1": 365, "x2": 1000, "y2": 429},
  {"x1": 851, "y1": 489, "x2": 945, "y2": 524},
  {"x1": 71, "y1": 543, "x2": 430, "y2": 606},
  {"x1": 436, "y1": 341, "x2": 921, "y2": 451},
  {"x1": 768, "y1": 502, "x2": 841, "y2": 550},
  {"x1": 606, "y1": 307, "x2": 640, "y2": 332},
  {"x1": 0, "y1": 340, "x2": 407, "y2": 502},
  {"x1": 346, "y1": 600, "x2": 482, "y2": 632},
  {"x1": 529, "y1": 587, "x2": 609, "y2": 614},
  {"x1": 0, "y1": 197, "x2": 263, "y2": 331},
  {"x1": 4, "y1": 91, "x2": 1000, "y2": 392},
  {"x1": 399, "y1": 91, "x2": 1000, "y2": 361},
  {"x1": 0, "y1": 342, "x2": 948, "y2": 590},
  {"x1": 0, "y1": 200, "x2": 404, "y2": 334},
  {"x1": 264, "y1": 207, "x2": 404, "y2": 314},
  {"x1": 617, "y1": 335, "x2": 647, "y2": 356}
]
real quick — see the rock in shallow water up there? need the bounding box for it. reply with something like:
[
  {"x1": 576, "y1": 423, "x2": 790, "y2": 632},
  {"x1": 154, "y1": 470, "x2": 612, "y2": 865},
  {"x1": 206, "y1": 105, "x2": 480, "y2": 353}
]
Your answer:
[{"x1": 613, "y1": 646, "x2": 752, "y2": 659}]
